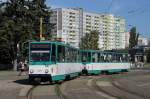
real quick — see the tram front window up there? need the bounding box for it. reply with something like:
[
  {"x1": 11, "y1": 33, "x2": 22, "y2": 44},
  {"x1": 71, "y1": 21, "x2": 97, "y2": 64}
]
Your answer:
[
  {"x1": 31, "y1": 51, "x2": 50, "y2": 62},
  {"x1": 30, "y1": 43, "x2": 51, "y2": 62}
]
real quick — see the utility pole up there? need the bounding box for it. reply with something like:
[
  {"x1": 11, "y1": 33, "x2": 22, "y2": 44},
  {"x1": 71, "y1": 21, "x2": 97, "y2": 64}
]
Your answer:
[{"x1": 40, "y1": 18, "x2": 43, "y2": 41}]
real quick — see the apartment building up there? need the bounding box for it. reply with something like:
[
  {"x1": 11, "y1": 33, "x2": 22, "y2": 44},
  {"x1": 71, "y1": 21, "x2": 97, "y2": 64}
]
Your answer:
[
  {"x1": 50, "y1": 8, "x2": 82, "y2": 48},
  {"x1": 82, "y1": 12, "x2": 103, "y2": 49},
  {"x1": 114, "y1": 17, "x2": 126, "y2": 49},
  {"x1": 50, "y1": 8, "x2": 126, "y2": 50},
  {"x1": 125, "y1": 32, "x2": 130, "y2": 48}
]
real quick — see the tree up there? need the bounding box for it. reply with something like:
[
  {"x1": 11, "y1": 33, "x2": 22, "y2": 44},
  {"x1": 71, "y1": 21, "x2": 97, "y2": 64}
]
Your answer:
[
  {"x1": 80, "y1": 30, "x2": 99, "y2": 50},
  {"x1": 129, "y1": 27, "x2": 139, "y2": 48},
  {"x1": 28, "y1": 0, "x2": 54, "y2": 40},
  {"x1": 0, "y1": 0, "x2": 53, "y2": 70}
]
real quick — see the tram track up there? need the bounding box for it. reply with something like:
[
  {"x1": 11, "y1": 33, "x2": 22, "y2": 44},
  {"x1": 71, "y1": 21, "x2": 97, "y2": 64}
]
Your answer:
[
  {"x1": 26, "y1": 72, "x2": 150, "y2": 99},
  {"x1": 26, "y1": 82, "x2": 68, "y2": 99},
  {"x1": 111, "y1": 81, "x2": 149, "y2": 99},
  {"x1": 80, "y1": 74, "x2": 121, "y2": 99},
  {"x1": 92, "y1": 74, "x2": 148, "y2": 99},
  {"x1": 60, "y1": 76, "x2": 108, "y2": 99},
  {"x1": 27, "y1": 85, "x2": 37, "y2": 99},
  {"x1": 55, "y1": 82, "x2": 68, "y2": 99},
  {"x1": 90, "y1": 76, "x2": 119, "y2": 99},
  {"x1": 111, "y1": 75, "x2": 150, "y2": 99}
]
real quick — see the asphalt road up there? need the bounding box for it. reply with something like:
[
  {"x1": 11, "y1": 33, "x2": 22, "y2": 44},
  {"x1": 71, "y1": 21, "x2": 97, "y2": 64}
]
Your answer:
[
  {"x1": 60, "y1": 76, "x2": 112, "y2": 99},
  {"x1": 60, "y1": 70, "x2": 150, "y2": 99},
  {"x1": 28, "y1": 85, "x2": 61, "y2": 99},
  {"x1": 0, "y1": 71, "x2": 31, "y2": 99},
  {"x1": 1, "y1": 69, "x2": 150, "y2": 99}
]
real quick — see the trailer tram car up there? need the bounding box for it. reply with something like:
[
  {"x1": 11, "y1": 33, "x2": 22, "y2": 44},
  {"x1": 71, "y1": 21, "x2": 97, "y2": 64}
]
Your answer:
[
  {"x1": 28, "y1": 41, "x2": 82, "y2": 83},
  {"x1": 81, "y1": 50, "x2": 130, "y2": 75}
]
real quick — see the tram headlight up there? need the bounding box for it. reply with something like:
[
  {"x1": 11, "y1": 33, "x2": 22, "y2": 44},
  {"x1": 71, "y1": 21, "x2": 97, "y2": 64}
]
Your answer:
[
  {"x1": 30, "y1": 69, "x2": 34, "y2": 73},
  {"x1": 45, "y1": 69, "x2": 49, "y2": 73}
]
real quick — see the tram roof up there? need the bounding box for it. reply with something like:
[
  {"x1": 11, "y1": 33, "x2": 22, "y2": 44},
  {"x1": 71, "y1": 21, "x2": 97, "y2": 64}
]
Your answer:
[
  {"x1": 81, "y1": 50, "x2": 128, "y2": 54},
  {"x1": 30, "y1": 41, "x2": 78, "y2": 49},
  {"x1": 30, "y1": 41, "x2": 128, "y2": 54}
]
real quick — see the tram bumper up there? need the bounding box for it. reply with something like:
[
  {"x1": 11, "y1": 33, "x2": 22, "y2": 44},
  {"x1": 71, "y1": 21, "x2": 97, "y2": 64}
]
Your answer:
[{"x1": 29, "y1": 74, "x2": 52, "y2": 82}]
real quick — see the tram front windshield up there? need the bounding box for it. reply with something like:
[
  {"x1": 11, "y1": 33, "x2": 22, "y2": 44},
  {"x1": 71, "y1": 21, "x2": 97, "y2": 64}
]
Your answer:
[{"x1": 30, "y1": 44, "x2": 50, "y2": 62}]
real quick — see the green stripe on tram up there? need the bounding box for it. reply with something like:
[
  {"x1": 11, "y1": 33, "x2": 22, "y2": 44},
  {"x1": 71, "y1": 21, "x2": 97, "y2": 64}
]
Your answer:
[
  {"x1": 87, "y1": 70, "x2": 101, "y2": 74},
  {"x1": 69, "y1": 72, "x2": 80, "y2": 77},
  {"x1": 52, "y1": 72, "x2": 80, "y2": 81},
  {"x1": 52, "y1": 75, "x2": 65, "y2": 81},
  {"x1": 108, "y1": 69, "x2": 122, "y2": 73}
]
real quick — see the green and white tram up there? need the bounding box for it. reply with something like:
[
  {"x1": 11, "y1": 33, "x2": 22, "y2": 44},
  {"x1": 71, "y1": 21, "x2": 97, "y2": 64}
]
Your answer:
[
  {"x1": 81, "y1": 50, "x2": 130, "y2": 75},
  {"x1": 28, "y1": 41, "x2": 82, "y2": 82},
  {"x1": 28, "y1": 41, "x2": 130, "y2": 83}
]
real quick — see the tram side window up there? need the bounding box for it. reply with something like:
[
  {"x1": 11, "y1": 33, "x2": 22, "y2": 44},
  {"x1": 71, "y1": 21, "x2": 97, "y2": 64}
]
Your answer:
[
  {"x1": 98, "y1": 53, "x2": 101, "y2": 62},
  {"x1": 120, "y1": 55, "x2": 123, "y2": 62},
  {"x1": 88, "y1": 52, "x2": 91, "y2": 62},
  {"x1": 68, "y1": 48, "x2": 73, "y2": 62},
  {"x1": 77, "y1": 51, "x2": 80, "y2": 62},
  {"x1": 78, "y1": 51, "x2": 82, "y2": 62},
  {"x1": 126, "y1": 54, "x2": 129, "y2": 62},
  {"x1": 122, "y1": 54, "x2": 129, "y2": 62},
  {"x1": 58, "y1": 45, "x2": 65, "y2": 62},
  {"x1": 51, "y1": 44, "x2": 56, "y2": 62},
  {"x1": 70, "y1": 49, "x2": 74, "y2": 62},
  {"x1": 92, "y1": 52, "x2": 98, "y2": 62},
  {"x1": 71, "y1": 49, "x2": 78, "y2": 62},
  {"x1": 98, "y1": 53, "x2": 104, "y2": 62},
  {"x1": 65, "y1": 47, "x2": 70, "y2": 62},
  {"x1": 73, "y1": 50, "x2": 78, "y2": 62},
  {"x1": 98, "y1": 53, "x2": 105, "y2": 62},
  {"x1": 82, "y1": 52, "x2": 88, "y2": 62},
  {"x1": 103, "y1": 54, "x2": 110, "y2": 62},
  {"x1": 115, "y1": 54, "x2": 119, "y2": 62},
  {"x1": 82, "y1": 52, "x2": 91, "y2": 62},
  {"x1": 107, "y1": 54, "x2": 113, "y2": 62},
  {"x1": 112, "y1": 54, "x2": 117, "y2": 62},
  {"x1": 101, "y1": 53, "x2": 111, "y2": 62},
  {"x1": 120, "y1": 54, "x2": 126, "y2": 62},
  {"x1": 103, "y1": 54, "x2": 108, "y2": 62},
  {"x1": 116, "y1": 54, "x2": 122, "y2": 62},
  {"x1": 65, "y1": 48, "x2": 78, "y2": 62}
]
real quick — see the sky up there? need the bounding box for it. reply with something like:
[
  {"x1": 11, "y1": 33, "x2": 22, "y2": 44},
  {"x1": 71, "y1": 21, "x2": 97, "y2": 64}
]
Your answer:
[{"x1": 46, "y1": 0, "x2": 150, "y2": 38}]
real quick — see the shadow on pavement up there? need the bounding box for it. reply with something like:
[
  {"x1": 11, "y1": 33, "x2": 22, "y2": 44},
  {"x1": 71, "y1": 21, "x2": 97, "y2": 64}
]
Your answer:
[
  {"x1": 13, "y1": 79, "x2": 30, "y2": 85},
  {"x1": 13, "y1": 79, "x2": 64, "y2": 85}
]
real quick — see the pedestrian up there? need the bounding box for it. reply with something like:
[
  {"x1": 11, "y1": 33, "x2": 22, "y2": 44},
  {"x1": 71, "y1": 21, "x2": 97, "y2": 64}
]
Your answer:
[{"x1": 18, "y1": 60, "x2": 27, "y2": 76}]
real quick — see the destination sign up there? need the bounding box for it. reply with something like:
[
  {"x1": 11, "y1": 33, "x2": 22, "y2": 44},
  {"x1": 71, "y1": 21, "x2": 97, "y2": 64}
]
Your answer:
[{"x1": 31, "y1": 44, "x2": 50, "y2": 49}]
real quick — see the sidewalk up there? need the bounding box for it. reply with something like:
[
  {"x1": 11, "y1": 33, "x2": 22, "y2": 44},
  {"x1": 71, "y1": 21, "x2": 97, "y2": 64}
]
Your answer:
[{"x1": 0, "y1": 71, "x2": 32, "y2": 99}]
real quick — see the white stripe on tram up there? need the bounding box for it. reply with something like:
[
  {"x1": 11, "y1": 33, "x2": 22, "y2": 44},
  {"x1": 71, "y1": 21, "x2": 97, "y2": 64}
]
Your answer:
[{"x1": 31, "y1": 50, "x2": 49, "y2": 53}]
